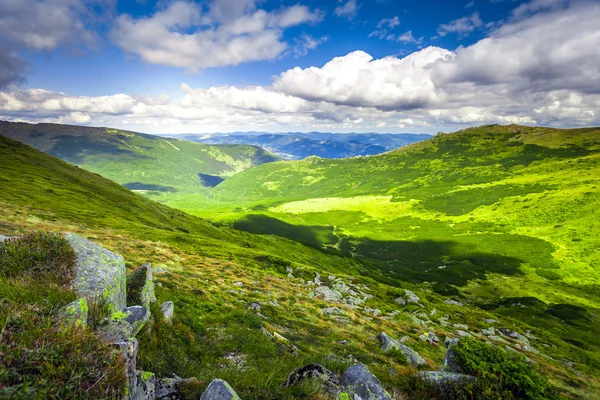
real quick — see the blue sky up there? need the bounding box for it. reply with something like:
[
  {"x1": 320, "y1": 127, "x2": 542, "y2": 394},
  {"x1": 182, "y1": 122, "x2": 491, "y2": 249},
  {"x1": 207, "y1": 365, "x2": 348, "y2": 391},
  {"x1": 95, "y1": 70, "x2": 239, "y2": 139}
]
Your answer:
[{"x1": 1, "y1": 0, "x2": 599, "y2": 134}]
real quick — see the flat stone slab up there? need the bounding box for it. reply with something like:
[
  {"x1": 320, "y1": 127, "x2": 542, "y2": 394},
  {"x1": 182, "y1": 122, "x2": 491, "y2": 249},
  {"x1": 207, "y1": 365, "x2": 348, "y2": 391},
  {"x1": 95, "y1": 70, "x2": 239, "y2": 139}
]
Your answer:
[{"x1": 65, "y1": 233, "x2": 126, "y2": 313}]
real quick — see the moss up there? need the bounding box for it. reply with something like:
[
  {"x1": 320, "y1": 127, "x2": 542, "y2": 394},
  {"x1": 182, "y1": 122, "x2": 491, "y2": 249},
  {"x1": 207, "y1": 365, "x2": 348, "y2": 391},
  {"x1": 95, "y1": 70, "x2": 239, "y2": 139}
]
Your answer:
[
  {"x1": 338, "y1": 392, "x2": 350, "y2": 400},
  {"x1": 111, "y1": 310, "x2": 130, "y2": 320},
  {"x1": 141, "y1": 371, "x2": 154, "y2": 382}
]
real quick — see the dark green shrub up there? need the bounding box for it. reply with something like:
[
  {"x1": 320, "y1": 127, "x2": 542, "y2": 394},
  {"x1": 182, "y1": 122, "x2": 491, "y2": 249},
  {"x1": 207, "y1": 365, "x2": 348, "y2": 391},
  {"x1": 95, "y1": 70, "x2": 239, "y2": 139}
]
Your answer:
[{"x1": 126, "y1": 264, "x2": 149, "y2": 306}]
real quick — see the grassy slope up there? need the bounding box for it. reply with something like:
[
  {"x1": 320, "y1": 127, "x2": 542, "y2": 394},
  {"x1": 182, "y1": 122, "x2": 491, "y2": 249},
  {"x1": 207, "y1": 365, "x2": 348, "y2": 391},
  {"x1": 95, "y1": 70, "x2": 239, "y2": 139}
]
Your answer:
[
  {"x1": 0, "y1": 121, "x2": 278, "y2": 200},
  {"x1": 1, "y1": 131, "x2": 598, "y2": 398}
]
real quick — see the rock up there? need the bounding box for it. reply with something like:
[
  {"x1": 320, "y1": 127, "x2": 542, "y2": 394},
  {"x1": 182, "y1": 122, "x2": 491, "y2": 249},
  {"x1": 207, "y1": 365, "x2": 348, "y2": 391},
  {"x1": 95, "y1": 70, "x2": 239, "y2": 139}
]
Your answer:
[
  {"x1": 315, "y1": 286, "x2": 343, "y2": 302},
  {"x1": 497, "y1": 328, "x2": 530, "y2": 345},
  {"x1": 314, "y1": 273, "x2": 321, "y2": 285},
  {"x1": 99, "y1": 306, "x2": 150, "y2": 342},
  {"x1": 343, "y1": 296, "x2": 364, "y2": 306},
  {"x1": 483, "y1": 318, "x2": 498, "y2": 324},
  {"x1": 395, "y1": 297, "x2": 406, "y2": 306},
  {"x1": 440, "y1": 346, "x2": 461, "y2": 373},
  {"x1": 430, "y1": 308, "x2": 437, "y2": 316},
  {"x1": 0, "y1": 235, "x2": 11, "y2": 242},
  {"x1": 337, "y1": 339, "x2": 350, "y2": 345},
  {"x1": 444, "y1": 337, "x2": 460, "y2": 347},
  {"x1": 222, "y1": 352, "x2": 247, "y2": 371},
  {"x1": 379, "y1": 332, "x2": 426, "y2": 366},
  {"x1": 57, "y1": 297, "x2": 88, "y2": 328},
  {"x1": 233, "y1": 282, "x2": 243, "y2": 287},
  {"x1": 160, "y1": 301, "x2": 174, "y2": 324},
  {"x1": 322, "y1": 306, "x2": 344, "y2": 315},
  {"x1": 405, "y1": 289, "x2": 420, "y2": 304},
  {"x1": 340, "y1": 364, "x2": 391, "y2": 400},
  {"x1": 453, "y1": 324, "x2": 469, "y2": 330},
  {"x1": 363, "y1": 307, "x2": 382, "y2": 316},
  {"x1": 155, "y1": 376, "x2": 182, "y2": 399},
  {"x1": 260, "y1": 327, "x2": 275, "y2": 339},
  {"x1": 420, "y1": 371, "x2": 475, "y2": 384},
  {"x1": 130, "y1": 370, "x2": 155, "y2": 400},
  {"x1": 126, "y1": 263, "x2": 156, "y2": 309},
  {"x1": 273, "y1": 332, "x2": 289, "y2": 342},
  {"x1": 112, "y1": 339, "x2": 138, "y2": 397},
  {"x1": 419, "y1": 332, "x2": 440, "y2": 345},
  {"x1": 455, "y1": 330, "x2": 472, "y2": 338},
  {"x1": 332, "y1": 281, "x2": 351, "y2": 293},
  {"x1": 488, "y1": 335, "x2": 510, "y2": 344},
  {"x1": 200, "y1": 379, "x2": 240, "y2": 400},
  {"x1": 481, "y1": 327, "x2": 495, "y2": 336},
  {"x1": 269, "y1": 300, "x2": 280, "y2": 307},
  {"x1": 248, "y1": 302, "x2": 261, "y2": 311},
  {"x1": 65, "y1": 233, "x2": 126, "y2": 313},
  {"x1": 444, "y1": 299, "x2": 463, "y2": 306},
  {"x1": 283, "y1": 364, "x2": 340, "y2": 390}
]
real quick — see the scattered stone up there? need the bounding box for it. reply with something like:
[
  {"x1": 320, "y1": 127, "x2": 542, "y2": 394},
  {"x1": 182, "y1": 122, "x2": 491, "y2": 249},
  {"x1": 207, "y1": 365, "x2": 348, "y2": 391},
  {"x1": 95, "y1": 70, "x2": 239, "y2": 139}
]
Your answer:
[
  {"x1": 444, "y1": 299, "x2": 463, "y2": 306},
  {"x1": 420, "y1": 332, "x2": 440, "y2": 345},
  {"x1": 363, "y1": 307, "x2": 382, "y2": 316},
  {"x1": 65, "y1": 233, "x2": 126, "y2": 313},
  {"x1": 332, "y1": 281, "x2": 351, "y2": 293},
  {"x1": 322, "y1": 306, "x2": 344, "y2": 315},
  {"x1": 337, "y1": 339, "x2": 350, "y2": 345},
  {"x1": 481, "y1": 327, "x2": 495, "y2": 336},
  {"x1": 440, "y1": 346, "x2": 461, "y2": 373},
  {"x1": 0, "y1": 235, "x2": 11, "y2": 242},
  {"x1": 99, "y1": 306, "x2": 150, "y2": 342},
  {"x1": 405, "y1": 290, "x2": 420, "y2": 304},
  {"x1": 269, "y1": 300, "x2": 280, "y2": 307},
  {"x1": 314, "y1": 273, "x2": 321, "y2": 285},
  {"x1": 420, "y1": 371, "x2": 475, "y2": 384},
  {"x1": 343, "y1": 296, "x2": 364, "y2": 306},
  {"x1": 160, "y1": 301, "x2": 174, "y2": 324},
  {"x1": 455, "y1": 330, "x2": 472, "y2": 338},
  {"x1": 498, "y1": 328, "x2": 530, "y2": 345},
  {"x1": 233, "y1": 282, "x2": 244, "y2": 287},
  {"x1": 453, "y1": 324, "x2": 469, "y2": 330},
  {"x1": 430, "y1": 308, "x2": 437, "y2": 317},
  {"x1": 379, "y1": 332, "x2": 426, "y2": 366},
  {"x1": 524, "y1": 330, "x2": 539, "y2": 340},
  {"x1": 389, "y1": 310, "x2": 400, "y2": 317},
  {"x1": 340, "y1": 364, "x2": 391, "y2": 400},
  {"x1": 394, "y1": 297, "x2": 407, "y2": 306},
  {"x1": 283, "y1": 364, "x2": 340, "y2": 392},
  {"x1": 200, "y1": 379, "x2": 240, "y2": 400},
  {"x1": 57, "y1": 298, "x2": 88, "y2": 328},
  {"x1": 411, "y1": 315, "x2": 428, "y2": 327},
  {"x1": 488, "y1": 335, "x2": 510, "y2": 344},
  {"x1": 483, "y1": 318, "x2": 498, "y2": 324},
  {"x1": 261, "y1": 327, "x2": 275, "y2": 340},
  {"x1": 222, "y1": 352, "x2": 247, "y2": 371},
  {"x1": 315, "y1": 286, "x2": 343, "y2": 302},
  {"x1": 248, "y1": 302, "x2": 261, "y2": 311},
  {"x1": 273, "y1": 332, "x2": 289, "y2": 342},
  {"x1": 444, "y1": 337, "x2": 460, "y2": 347}
]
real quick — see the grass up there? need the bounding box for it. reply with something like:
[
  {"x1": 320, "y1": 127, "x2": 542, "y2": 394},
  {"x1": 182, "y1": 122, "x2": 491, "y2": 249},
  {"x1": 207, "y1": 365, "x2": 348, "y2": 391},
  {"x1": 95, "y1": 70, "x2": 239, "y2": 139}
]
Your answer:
[
  {"x1": 0, "y1": 232, "x2": 126, "y2": 398},
  {"x1": 1, "y1": 126, "x2": 600, "y2": 398}
]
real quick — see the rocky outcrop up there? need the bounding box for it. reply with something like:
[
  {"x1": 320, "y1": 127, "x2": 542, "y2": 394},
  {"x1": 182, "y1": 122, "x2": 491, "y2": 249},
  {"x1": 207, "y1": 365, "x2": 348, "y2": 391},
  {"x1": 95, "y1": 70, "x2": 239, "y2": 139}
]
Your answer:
[
  {"x1": 132, "y1": 371, "x2": 156, "y2": 400},
  {"x1": 339, "y1": 364, "x2": 391, "y2": 400},
  {"x1": 379, "y1": 332, "x2": 426, "y2": 367},
  {"x1": 200, "y1": 379, "x2": 241, "y2": 400},
  {"x1": 65, "y1": 233, "x2": 126, "y2": 313},
  {"x1": 99, "y1": 306, "x2": 151, "y2": 343},
  {"x1": 57, "y1": 297, "x2": 88, "y2": 328}
]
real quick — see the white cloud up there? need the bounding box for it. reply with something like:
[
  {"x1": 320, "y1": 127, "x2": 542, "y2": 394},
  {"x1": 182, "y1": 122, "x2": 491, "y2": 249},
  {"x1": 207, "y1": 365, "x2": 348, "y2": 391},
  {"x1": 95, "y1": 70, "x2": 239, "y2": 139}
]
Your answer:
[
  {"x1": 369, "y1": 16, "x2": 401, "y2": 40},
  {"x1": 334, "y1": 0, "x2": 360, "y2": 21},
  {"x1": 396, "y1": 31, "x2": 422, "y2": 44},
  {"x1": 111, "y1": 0, "x2": 323, "y2": 70},
  {"x1": 1, "y1": 0, "x2": 599, "y2": 133},
  {"x1": 293, "y1": 34, "x2": 327, "y2": 57},
  {"x1": 437, "y1": 12, "x2": 483, "y2": 37}
]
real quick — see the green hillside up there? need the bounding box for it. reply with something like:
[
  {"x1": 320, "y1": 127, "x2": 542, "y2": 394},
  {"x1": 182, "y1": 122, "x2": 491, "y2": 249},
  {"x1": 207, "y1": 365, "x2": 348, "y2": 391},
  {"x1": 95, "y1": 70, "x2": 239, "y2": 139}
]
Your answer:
[
  {"x1": 0, "y1": 121, "x2": 278, "y2": 200},
  {"x1": 1, "y1": 128, "x2": 599, "y2": 398}
]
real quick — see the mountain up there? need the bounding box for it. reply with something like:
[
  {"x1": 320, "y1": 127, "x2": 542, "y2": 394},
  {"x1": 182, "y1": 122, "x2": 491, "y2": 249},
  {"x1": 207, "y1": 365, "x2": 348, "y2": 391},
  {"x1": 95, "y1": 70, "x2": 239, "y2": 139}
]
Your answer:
[
  {"x1": 0, "y1": 121, "x2": 278, "y2": 199},
  {"x1": 1, "y1": 127, "x2": 599, "y2": 398},
  {"x1": 169, "y1": 132, "x2": 432, "y2": 160}
]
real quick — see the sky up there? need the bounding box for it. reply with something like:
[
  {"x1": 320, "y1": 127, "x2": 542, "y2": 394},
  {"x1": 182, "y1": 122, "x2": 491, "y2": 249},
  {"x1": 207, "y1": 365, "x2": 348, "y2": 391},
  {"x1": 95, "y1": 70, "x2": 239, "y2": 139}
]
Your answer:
[{"x1": 0, "y1": 0, "x2": 599, "y2": 134}]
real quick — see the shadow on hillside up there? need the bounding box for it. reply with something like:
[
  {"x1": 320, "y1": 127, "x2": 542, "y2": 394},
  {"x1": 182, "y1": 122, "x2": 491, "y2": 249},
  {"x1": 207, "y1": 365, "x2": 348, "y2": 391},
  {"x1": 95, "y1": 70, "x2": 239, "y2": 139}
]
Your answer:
[{"x1": 51, "y1": 135, "x2": 151, "y2": 163}]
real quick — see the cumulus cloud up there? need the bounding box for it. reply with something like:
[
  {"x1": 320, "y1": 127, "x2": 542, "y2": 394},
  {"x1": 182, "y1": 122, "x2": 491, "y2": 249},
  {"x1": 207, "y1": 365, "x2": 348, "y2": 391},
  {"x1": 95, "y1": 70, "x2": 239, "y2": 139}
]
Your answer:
[
  {"x1": 437, "y1": 12, "x2": 483, "y2": 37},
  {"x1": 292, "y1": 34, "x2": 327, "y2": 58},
  {"x1": 1, "y1": 0, "x2": 599, "y2": 132},
  {"x1": 111, "y1": 0, "x2": 323, "y2": 70},
  {"x1": 334, "y1": 0, "x2": 360, "y2": 21}
]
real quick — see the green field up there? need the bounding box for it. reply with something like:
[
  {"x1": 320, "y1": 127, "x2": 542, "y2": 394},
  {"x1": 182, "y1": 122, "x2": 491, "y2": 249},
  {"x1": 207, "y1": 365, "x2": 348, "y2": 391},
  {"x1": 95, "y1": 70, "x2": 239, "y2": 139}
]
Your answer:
[{"x1": 2, "y1": 124, "x2": 600, "y2": 398}]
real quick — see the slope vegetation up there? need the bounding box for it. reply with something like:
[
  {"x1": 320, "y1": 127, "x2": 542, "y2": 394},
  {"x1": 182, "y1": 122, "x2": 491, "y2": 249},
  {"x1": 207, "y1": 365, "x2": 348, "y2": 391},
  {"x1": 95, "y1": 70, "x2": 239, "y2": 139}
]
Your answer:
[{"x1": 0, "y1": 121, "x2": 278, "y2": 199}]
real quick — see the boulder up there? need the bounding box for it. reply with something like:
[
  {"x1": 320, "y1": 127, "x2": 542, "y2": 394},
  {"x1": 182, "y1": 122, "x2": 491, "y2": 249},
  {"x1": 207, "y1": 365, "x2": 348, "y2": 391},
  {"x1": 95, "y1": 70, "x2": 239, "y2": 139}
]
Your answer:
[
  {"x1": 200, "y1": 379, "x2": 240, "y2": 400},
  {"x1": 315, "y1": 286, "x2": 343, "y2": 302},
  {"x1": 405, "y1": 290, "x2": 420, "y2": 304},
  {"x1": 440, "y1": 346, "x2": 461, "y2": 373},
  {"x1": 57, "y1": 297, "x2": 88, "y2": 328},
  {"x1": 420, "y1": 371, "x2": 475, "y2": 384},
  {"x1": 126, "y1": 263, "x2": 156, "y2": 309},
  {"x1": 283, "y1": 364, "x2": 340, "y2": 389},
  {"x1": 130, "y1": 371, "x2": 155, "y2": 400},
  {"x1": 99, "y1": 306, "x2": 150, "y2": 342},
  {"x1": 379, "y1": 332, "x2": 426, "y2": 367},
  {"x1": 160, "y1": 301, "x2": 174, "y2": 324},
  {"x1": 340, "y1": 364, "x2": 391, "y2": 400},
  {"x1": 65, "y1": 233, "x2": 126, "y2": 313}
]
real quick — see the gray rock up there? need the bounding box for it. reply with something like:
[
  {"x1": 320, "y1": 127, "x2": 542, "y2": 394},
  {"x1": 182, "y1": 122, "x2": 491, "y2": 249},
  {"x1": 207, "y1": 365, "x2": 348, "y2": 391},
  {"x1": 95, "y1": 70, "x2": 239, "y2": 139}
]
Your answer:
[
  {"x1": 455, "y1": 330, "x2": 472, "y2": 338},
  {"x1": 130, "y1": 371, "x2": 155, "y2": 400},
  {"x1": 453, "y1": 324, "x2": 469, "y2": 330},
  {"x1": 57, "y1": 298, "x2": 88, "y2": 328},
  {"x1": 128, "y1": 263, "x2": 156, "y2": 309},
  {"x1": 498, "y1": 328, "x2": 530, "y2": 345},
  {"x1": 99, "y1": 306, "x2": 150, "y2": 342},
  {"x1": 344, "y1": 296, "x2": 365, "y2": 306},
  {"x1": 444, "y1": 337, "x2": 460, "y2": 347},
  {"x1": 394, "y1": 296, "x2": 407, "y2": 306},
  {"x1": 0, "y1": 235, "x2": 11, "y2": 242},
  {"x1": 340, "y1": 364, "x2": 391, "y2": 400},
  {"x1": 269, "y1": 300, "x2": 280, "y2": 307},
  {"x1": 160, "y1": 301, "x2": 174, "y2": 324},
  {"x1": 233, "y1": 282, "x2": 243, "y2": 287},
  {"x1": 315, "y1": 286, "x2": 343, "y2": 302},
  {"x1": 483, "y1": 318, "x2": 498, "y2": 324},
  {"x1": 314, "y1": 273, "x2": 321, "y2": 285},
  {"x1": 283, "y1": 364, "x2": 340, "y2": 390},
  {"x1": 364, "y1": 307, "x2": 382, "y2": 316},
  {"x1": 444, "y1": 299, "x2": 463, "y2": 306},
  {"x1": 155, "y1": 377, "x2": 182, "y2": 399},
  {"x1": 112, "y1": 339, "x2": 138, "y2": 397},
  {"x1": 420, "y1": 332, "x2": 439, "y2": 345},
  {"x1": 338, "y1": 339, "x2": 350, "y2": 345},
  {"x1": 261, "y1": 327, "x2": 275, "y2": 339},
  {"x1": 440, "y1": 346, "x2": 461, "y2": 373},
  {"x1": 379, "y1": 332, "x2": 426, "y2": 366},
  {"x1": 481, "y1": 327, "x2": 495, "y2": 336},
  {"x1": 322, "y1": 306, "x2": 344, "y2": 315},
  {"x1": 200, "y1": 379, "x2": 240, "y2": 400},
  {"x1": 65, "y1": 233, "x2": 126, "y2": 313},
  {"x1": 405, "y1": 289, "x2": 420, "y2": 304},
  {"x1": 248, "y1": 302, "x2": 261, "y2": 311},
  {"x1": 332, "y1": 281, "x2": 351, "y2": 293},
  {"x1": 420, "y1": 371, "x2": 475, "y2": 384},
  {"x1": 488, "y1": 335, "x2": 510, "y2": 344}
]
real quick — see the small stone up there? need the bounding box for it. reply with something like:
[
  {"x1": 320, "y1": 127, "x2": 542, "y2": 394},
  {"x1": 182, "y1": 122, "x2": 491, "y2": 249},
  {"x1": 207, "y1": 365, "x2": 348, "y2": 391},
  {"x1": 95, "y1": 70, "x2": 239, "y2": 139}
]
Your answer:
[
  {"x1": 269, "y1": 300, "x2": 280, "y2": 307},
  {"x1": 395, "y1": 297, "x2": 407, "y2": 306},
  {"x1": 337, "y1": 339, "x2": 350, "y2": 345},
  {"x1": 481, "y1": 327, "x2": 495, "y2": 336},
  {"x1": 283, "y1": 364, "x2": 340, "y2": 388},
  {"x1": 273, "y1": 332, "x2": 289, "y2": 342},
  {"x1": 322, "y1": 306, "x2": 344, "y2": 315},
  {"x1": 160, "y1": 301, "x2": 174, "y2": 324},
  {"x1": 405, "y1": 289, "x2": 420, "y2": 304},
  {"x1": 200, "y1": 379, "x2": 240, "y2": 400},
  {"x1": 99, "y1": 306, "x2": 150, "y2": 342},
  {"x1": 233, "y1": 282, "x2": 244, "y2": 287},
  {"x1": 445, "y1": 299, "x2": 463, "y2": 306},
  {"x1": 248, "y1": 302, "x2": 261, "y2": 311},
  {"x1": 420, "y1": 371, "x2": 475, "y2": 384},
  {"x1": 341, "y1": 364, "x2": 391, "y2": 400},
  {"x1": 483, "y1": 318, "x2": 498, "y2": 324},
  {"x1": 488, "y1": 335, "x2": 510, "y2": 344},
  {"x1": 453, "y1": 324, "x2": 469, "y2": 330},
  {"x1": 455, "y1": 330, "x2": 472, "y2": 338},
  {"x1": 314, "y1": 273, "x2": 321, "y2": 285},
  {"x1": 444, "y1": 337, "x2": 460, "y2": 347},
  {"x1": 315, "y1": 286, "x2": 343, "y2": 302},
  {"x1": 261, "y1": 327, "x2": 275, "y2": 339}
]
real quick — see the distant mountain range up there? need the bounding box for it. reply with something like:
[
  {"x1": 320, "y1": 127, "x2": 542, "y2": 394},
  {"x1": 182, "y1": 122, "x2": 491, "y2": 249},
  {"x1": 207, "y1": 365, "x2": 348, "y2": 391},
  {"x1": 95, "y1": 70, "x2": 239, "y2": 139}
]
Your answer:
[{"x1": 165, "y1": 132, "x2": 433, "y2": 160}]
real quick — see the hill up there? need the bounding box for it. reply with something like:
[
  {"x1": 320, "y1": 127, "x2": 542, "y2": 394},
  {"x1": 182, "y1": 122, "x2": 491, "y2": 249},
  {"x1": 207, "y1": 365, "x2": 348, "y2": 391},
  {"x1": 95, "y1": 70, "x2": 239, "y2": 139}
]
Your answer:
[
  {"x1": 0, "y1": 121, "x2": 278, "y2": 199},
  {"x1": 171, "y1": 132, "x2": 431, "y2": 160},
  {"x1": 1, "y1": 128, "x2": 598, "y2": 398}
]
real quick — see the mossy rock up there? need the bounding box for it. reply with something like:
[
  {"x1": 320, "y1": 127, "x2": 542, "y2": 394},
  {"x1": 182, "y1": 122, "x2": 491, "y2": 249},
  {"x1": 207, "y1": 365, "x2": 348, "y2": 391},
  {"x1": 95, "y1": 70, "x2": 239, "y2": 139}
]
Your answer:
[{"x1": 57, "y1": 297, "x2": 88, "y2": 328}]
